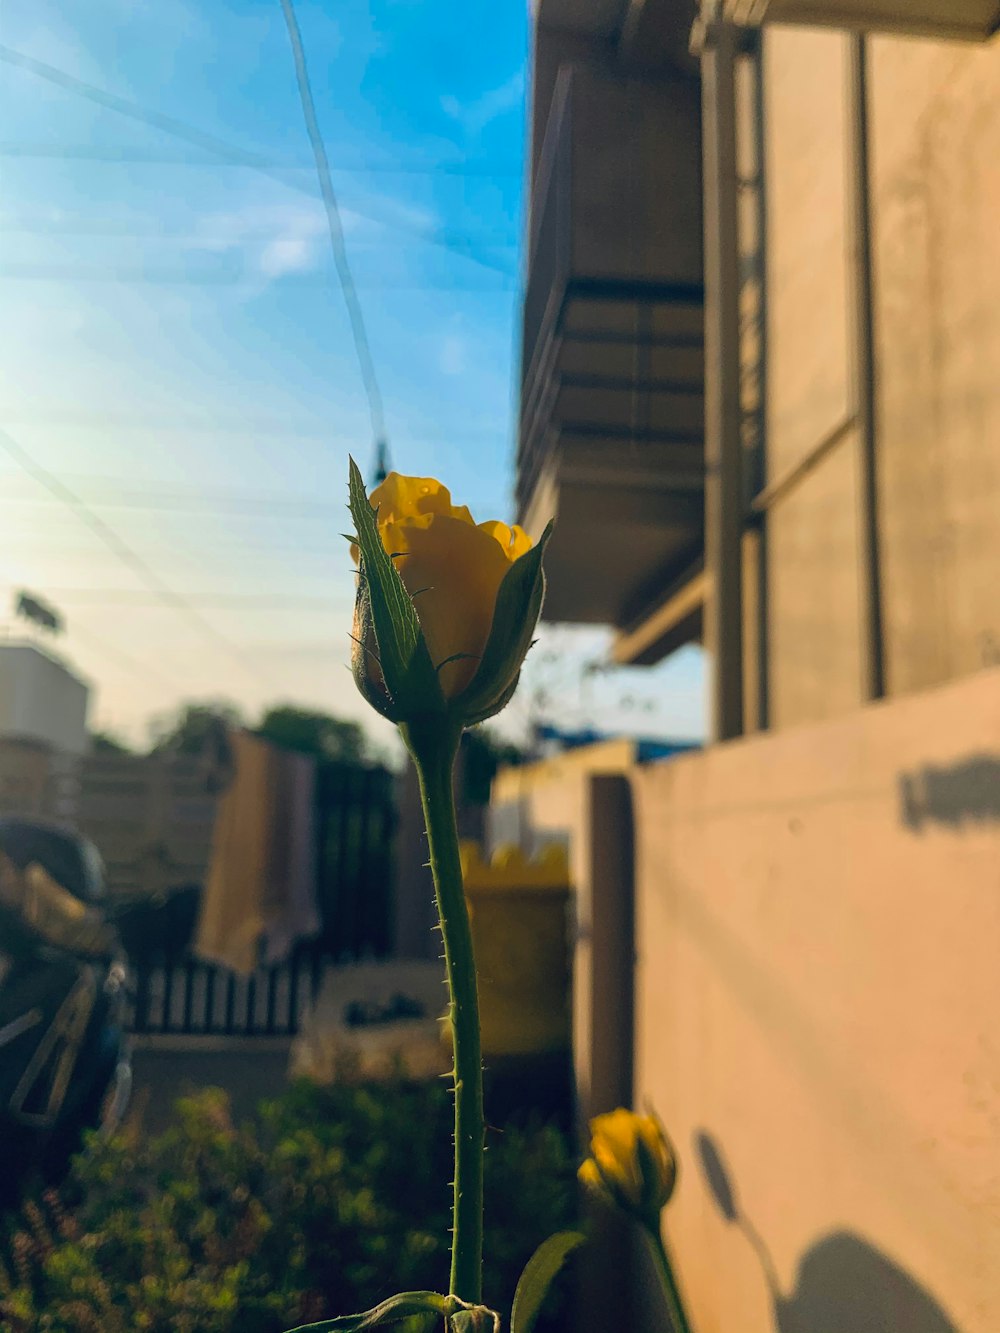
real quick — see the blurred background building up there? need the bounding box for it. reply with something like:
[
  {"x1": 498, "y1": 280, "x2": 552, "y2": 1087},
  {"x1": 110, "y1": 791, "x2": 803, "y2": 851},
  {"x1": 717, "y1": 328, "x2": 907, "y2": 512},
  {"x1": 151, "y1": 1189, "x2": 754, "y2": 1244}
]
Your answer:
[{"x1": 0, "y1": 639, "x2": 90, "y2": 755}]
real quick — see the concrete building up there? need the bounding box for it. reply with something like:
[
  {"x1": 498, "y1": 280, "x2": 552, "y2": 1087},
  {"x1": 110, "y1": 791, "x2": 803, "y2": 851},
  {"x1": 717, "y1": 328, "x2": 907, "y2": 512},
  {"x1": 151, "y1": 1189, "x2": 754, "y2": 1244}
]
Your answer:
[
  {"x1": 0, "y1": 639, "x2": 90, "y2": 755},
  {"x1": 513, "y1": 4, "x2": 1000, "y2": 1330},
  {"x1": 519, "y1": 0, "x2": 1000, "y2": 738},
  {"x1": 519, "y1": 0, "x2": 705, "y2": 662}
]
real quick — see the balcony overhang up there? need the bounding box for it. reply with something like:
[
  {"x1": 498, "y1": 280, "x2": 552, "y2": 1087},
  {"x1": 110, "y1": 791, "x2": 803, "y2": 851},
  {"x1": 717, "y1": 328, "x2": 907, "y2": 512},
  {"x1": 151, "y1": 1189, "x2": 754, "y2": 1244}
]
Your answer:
[
  {"x1": 522, "y1": 445, "x2": 704, "y2": 627},
  {"x1": 518, "y1": 278, "x2": 707, "y2": 630},
  {"x1": 720, "y1": 0, "x2": 999, "y2": 39},
  {"x1": 611, "y1": 563, "x2": 707, "y2": 665},
  {"x1": 534, "y1": 0, "x2": 700, "y2": 72},
  {"x1": 517, "y1": 62, "x2": 706, "y2": 655}
]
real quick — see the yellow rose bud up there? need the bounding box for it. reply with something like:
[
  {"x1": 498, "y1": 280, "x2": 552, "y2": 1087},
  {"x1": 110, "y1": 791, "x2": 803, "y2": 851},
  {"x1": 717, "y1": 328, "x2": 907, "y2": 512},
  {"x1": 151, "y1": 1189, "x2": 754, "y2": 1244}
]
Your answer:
[
  {"x1": 578, "y1": 1108, "x2": 677, "y2": 1225},
  {"x1": 363, "y1": 473, "x2": 531, "y2": 697},
  {"x1": 348, "y1": 460, "x2": 549, "y2": 727}
]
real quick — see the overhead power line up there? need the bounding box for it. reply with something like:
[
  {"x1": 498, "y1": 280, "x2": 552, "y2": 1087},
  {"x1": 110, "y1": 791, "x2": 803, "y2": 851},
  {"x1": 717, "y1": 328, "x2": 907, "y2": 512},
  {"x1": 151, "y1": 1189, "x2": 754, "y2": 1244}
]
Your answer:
[
  {"x1": 0, "y1": 426, "x2": 274, "y2": 688},
  {"x1": 277, "y1": 0, "x2": 386, "y2": 457},
  {"x1": 0, "y1": 473, "x2": 506, "y2": 519},
  {"x1": 0, "y1": 262, "x2": 514, "y2": 291},
  {"x1": 0, "y1": 44, "x2": 509, "y2": 276},
  {"x1": 0, "y1": 43, "x2": 297, "y2": 175},
  {"x1": 0, "y1": 409, "x2": 348, "y2": 436},
  {"x1": 0, "y1": 568, "x2": 176, "y2": 689},
  {"x1": 0, "y1": 215, "x2": 518, "y2": 253},
  {"x1": 0, "y1": 411, "x2": 507, "y2": 443},
  {"x1": 68, "y1": 622, "x2": 178, "y2": 690},
  {"x1": 0, "y1": 140, "x2": 520, "y2": 176},
  {"x1": 36, "y1": 590, "x2": 351, "y2": 610}
]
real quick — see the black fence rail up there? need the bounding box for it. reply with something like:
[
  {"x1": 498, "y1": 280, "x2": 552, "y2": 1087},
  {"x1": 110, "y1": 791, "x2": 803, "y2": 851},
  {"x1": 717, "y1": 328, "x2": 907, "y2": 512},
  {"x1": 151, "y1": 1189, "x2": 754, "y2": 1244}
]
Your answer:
[
  {"x1": 123, "y1": 759, "x2": 398, "y2": 1039},
  {"x1": 315, "y1": 761, "x2": 396, "y2": 960},
  {"x1": 125, "y1": 946, "x2": 323, "y2": 1038}
]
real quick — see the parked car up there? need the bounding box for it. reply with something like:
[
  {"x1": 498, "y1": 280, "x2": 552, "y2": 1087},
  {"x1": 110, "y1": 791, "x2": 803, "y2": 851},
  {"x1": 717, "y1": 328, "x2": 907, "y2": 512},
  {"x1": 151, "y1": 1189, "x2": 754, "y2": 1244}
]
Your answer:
[{"x1": 0, "y1": 819, "x2": 132, "y2": 1205}]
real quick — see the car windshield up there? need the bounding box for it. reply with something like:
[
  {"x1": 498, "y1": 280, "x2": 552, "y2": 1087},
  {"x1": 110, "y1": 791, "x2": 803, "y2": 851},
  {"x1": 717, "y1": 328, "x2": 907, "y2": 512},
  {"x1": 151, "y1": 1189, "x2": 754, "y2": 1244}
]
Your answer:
[{"x1": 81, "y1": 840, "x2": 107, "y2": 903}]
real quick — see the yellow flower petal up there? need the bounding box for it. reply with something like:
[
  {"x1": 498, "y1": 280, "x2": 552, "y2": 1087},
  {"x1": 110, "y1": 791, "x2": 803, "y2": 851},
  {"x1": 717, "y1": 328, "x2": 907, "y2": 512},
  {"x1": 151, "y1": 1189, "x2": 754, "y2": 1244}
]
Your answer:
[
  {"x1": 351, "y1": 471, "x2": 537, "y2": 703},
  {"x1": 578, "y1": 1158, "x2": 604, "y2": 1190},
  {"x1": 381, "y1": 513, "x2": 512, "y2": 696},
  {"x1": 370, "y1": 473, "x2": 474, "y2": 527},
  {"x1": 477, "y1": 520, "x2": 533, "y2": 564},
  {"x1": 587, "y1": 1108, "x2": 676, "y2": 1216}
]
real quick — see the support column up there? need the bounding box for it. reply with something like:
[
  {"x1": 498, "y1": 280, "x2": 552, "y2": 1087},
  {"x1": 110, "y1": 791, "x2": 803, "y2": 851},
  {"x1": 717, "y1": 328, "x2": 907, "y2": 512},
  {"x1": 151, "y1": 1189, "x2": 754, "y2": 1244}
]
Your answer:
[{"x1": 701, "y1": 15, "x2": 745, "y2": 741}]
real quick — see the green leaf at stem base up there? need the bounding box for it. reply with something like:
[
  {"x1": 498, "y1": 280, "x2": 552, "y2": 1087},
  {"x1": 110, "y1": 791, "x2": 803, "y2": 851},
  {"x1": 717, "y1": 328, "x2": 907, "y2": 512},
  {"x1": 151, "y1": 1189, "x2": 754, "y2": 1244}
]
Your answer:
[
  {"x1": 283, "y1": 1289, "x2": 452, "y2": 1332},
  {"x1": 510, "y1": 1230, "x2": 586, "y2": 1333}
]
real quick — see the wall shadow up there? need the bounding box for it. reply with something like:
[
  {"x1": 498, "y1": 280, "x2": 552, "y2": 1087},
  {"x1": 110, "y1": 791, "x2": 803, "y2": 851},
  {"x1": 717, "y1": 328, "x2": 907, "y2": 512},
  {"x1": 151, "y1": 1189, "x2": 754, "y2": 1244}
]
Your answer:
[
  {"x1": 695, "y1": 1131, "x2": 961, "y2": 1333},
  {"x1": 898, "y1": 753, "x2": 1000, "y2": 831}
]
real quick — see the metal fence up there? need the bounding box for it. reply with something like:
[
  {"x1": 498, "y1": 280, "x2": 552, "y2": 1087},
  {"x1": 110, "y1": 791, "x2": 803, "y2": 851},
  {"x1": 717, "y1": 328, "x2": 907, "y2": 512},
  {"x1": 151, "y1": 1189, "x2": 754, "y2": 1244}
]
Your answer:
[
  {"x1": 125, "y1": 946, "x2": 322, "y2": 1038},
  {"x1": 315, "y1": 761, "x2": 396, "y2": 960},
  {"x1": 124, "y1": 760, "x2": 398, "y2": 1039}
]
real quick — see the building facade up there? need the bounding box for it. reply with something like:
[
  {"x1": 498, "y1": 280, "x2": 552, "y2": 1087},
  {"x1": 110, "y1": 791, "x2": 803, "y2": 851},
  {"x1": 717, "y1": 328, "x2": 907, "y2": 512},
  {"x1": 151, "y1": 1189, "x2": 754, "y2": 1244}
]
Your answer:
[
  {"x1": 0, "y1": 639, "x2": 90, "y2": 755},
  {"x1": 518, "y1": 0, "x2": 1000, "y2": 738},
  {"x1": 514, "y1": 6, "x2": 1000, "y2": 1329}
]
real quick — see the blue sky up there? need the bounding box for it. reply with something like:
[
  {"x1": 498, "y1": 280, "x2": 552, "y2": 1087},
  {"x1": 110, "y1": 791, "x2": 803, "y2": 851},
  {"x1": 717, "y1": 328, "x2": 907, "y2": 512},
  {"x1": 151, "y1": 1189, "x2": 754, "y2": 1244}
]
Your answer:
[{"x1": 0, "y1": 0, "x2": 704, "y2": 751}]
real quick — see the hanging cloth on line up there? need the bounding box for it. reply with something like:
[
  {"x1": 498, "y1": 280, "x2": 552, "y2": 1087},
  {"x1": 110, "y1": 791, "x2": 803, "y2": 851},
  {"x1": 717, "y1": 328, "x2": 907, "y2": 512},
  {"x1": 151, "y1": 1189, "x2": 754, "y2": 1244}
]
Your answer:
[{"x1": 194, "y1": 732, "x2": 320, "y2": 976}]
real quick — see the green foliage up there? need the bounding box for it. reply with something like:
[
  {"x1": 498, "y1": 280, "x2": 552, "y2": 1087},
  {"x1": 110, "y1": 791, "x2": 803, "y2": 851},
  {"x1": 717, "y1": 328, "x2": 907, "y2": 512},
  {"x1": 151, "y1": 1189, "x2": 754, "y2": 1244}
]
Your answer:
[
  {"x1": 89, "y1": 730, "x2": 133, "y2": 755},
  {"x1": 255, "y1": 706, "x2": 367, "y2": 766},
  {"x1": 460, "y1": 729, "x2": 525, "y2": 807},
  {"x1": 509, "y1": 1232, "x2": 585, "y2": 1333},
  {"x1": 146, "y1": 700, "x2": 370, "y2": 766},
  {"x1": 0, "y1": 1080, "x2": 575, "y2": 1333},
  {"x1": 348, "y1": 455, "x2": 445, "y2": 723},
  {"x1": 450, "y1": 521, "x2": 552, "y2": 728},
  {"x1": 148, "y1": 700, "x2": 245, "y2": 756}
]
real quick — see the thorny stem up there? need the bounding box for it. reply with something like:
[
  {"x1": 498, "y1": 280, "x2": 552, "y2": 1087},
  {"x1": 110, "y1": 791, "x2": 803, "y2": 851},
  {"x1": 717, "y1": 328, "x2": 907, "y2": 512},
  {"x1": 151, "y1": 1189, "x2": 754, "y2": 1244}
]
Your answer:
[{"x1": 401, "y1": 717, "x2": 483, "y2": 1305}]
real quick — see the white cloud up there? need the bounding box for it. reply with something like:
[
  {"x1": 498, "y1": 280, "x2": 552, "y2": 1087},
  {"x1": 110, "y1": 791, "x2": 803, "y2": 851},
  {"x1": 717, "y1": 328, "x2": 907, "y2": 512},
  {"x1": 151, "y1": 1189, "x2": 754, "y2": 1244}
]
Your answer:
[
  {"x1": 440, "y1": 94, "x2": 463, "y2": 122},
  {"x1": 258, "y1": 234, "x2": 315, "y2": 279},
  {"x1": 441, "y1": 69, "x2": 525, "y2": 137},
  {"x1": 182, "y1": 187, "x2": 442, "y2": 283},
  {"x1": 440, "y1": 333, "x2": 466, "y2": 377},
  {"x1": 187, "y1": 201, "x2": 328, "y2": 279}
]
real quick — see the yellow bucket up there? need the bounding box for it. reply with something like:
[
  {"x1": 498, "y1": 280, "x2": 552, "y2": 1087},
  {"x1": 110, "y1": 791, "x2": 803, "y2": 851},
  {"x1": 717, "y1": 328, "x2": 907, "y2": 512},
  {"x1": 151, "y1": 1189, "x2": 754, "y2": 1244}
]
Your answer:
[{"x1": 459, "y1": 842, "x2": 571, "y2": 1058}]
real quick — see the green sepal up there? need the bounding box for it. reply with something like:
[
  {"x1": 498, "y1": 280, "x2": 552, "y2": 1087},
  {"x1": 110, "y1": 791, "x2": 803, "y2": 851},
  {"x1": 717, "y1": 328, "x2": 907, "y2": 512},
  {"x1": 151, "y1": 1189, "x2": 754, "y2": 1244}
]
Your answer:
[
  {"x1": 282, "y1": 1290, "x2": 453, "y2": 1332},
  {"x1": 635, "y1": 1115, "x2": 676, "y2": 1219},
  {"x1": 510, "y1": 1230, "x2": 586, "y2": 1333},
  {"x1": 350, "y1": 579, "x2": 398, "y2": 722},
  {"x1": 348, "y1": 457, "x2": 445, "y2": 717},
  {"x1": 458, "y1": 671, "x2": 521, "y2": 728},
  {"x1": 451, "y1": 521, "x2": 552, "y2": 722},
  {"x1": 448, "y1": 1306, "x2": 501, "y2": 1333}
]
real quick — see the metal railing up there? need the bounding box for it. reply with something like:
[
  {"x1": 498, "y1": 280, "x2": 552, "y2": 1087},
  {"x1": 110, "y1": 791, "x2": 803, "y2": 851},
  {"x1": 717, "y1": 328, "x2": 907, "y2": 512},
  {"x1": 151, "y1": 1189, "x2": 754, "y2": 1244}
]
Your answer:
[
  {"x1": 125, "y1": 946, "x2": 323, "y2": 1038},
  {"x1": 124, "y1": 760, "x2": 398, "y2": 1039}
]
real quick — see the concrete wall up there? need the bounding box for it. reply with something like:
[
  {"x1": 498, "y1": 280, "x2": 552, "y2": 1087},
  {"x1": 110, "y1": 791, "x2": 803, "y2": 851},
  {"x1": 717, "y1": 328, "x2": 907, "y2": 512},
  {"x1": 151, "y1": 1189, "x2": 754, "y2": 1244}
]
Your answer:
[
  {"x1": 868, "y1": 30, "x2": 1000, "y2": 697},
  {"x1": 487, "y1": 757, "x2": 641, "y2": 1333},
  {"x1": 489, "y1": 738, "x2": 637, "y2": 856},
  {"x1": 749, "y1": 26, "x2": 1000, "y2": 732},
  {"x1": 490, "y1": 749, "x2": 640, "y2": 1128},
  {"x1": 754, "y1": 27, "x2": 867, "y2": 731},
  {"x1": 632, "y1": 664, "x2": 1000, "y2": 1332},
  {"x1": 763, "y1": 29, "x2": 852, "y2": 482}
]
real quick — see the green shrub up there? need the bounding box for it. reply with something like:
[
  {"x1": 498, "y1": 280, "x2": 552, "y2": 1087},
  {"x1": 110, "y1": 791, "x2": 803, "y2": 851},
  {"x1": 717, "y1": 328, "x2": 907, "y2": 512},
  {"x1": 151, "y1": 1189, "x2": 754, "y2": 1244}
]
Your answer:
[{"x1": 0, "y1": 1079, "x2": 576, "y2": 1333}]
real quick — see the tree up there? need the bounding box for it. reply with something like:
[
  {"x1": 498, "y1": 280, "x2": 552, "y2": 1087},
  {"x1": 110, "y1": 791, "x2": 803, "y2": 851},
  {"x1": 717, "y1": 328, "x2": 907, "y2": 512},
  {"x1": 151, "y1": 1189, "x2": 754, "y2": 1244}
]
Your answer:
[
  {"x1": 460, "y1": 726, "x2": 525, "y2": 805},
  {"x1": 256, "y1": 704, "x2": 367, "y2": 765},
  {"x1": 148, "y1": 700, "x2": 245, "y2": 755},
  {"x1": 90, "y1": 730, "x2": 133, "y2": 755}
]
